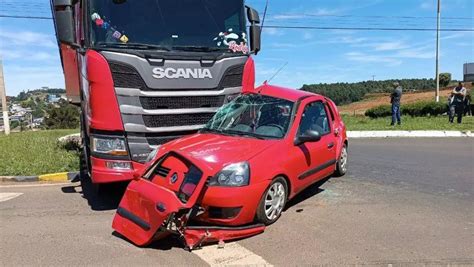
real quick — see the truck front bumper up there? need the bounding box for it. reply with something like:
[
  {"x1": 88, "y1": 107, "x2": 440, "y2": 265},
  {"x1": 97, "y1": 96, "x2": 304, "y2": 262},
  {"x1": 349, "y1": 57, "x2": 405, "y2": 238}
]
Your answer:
[{"x1": 91, "y1": 157, "x2": 145, "y2": 183}]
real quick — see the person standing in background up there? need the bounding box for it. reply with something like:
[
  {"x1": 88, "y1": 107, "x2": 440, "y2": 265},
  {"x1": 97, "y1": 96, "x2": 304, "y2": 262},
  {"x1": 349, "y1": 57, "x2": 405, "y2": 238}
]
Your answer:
[
  {"x1": 449, "y1": 82, "x2": 466, "y2": 123},
  {"x1": 390, "y1": 82, "x2": 403, "y2": 126},
  {"x1": 463, "y1": 92, "x2": 471, "y2": 116}
]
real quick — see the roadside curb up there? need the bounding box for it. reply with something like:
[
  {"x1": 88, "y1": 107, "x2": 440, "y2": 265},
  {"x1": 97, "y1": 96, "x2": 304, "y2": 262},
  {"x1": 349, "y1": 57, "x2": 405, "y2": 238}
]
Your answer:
[
  {"x1": 347, "y1": 130, "x2": 473, "y2": 138},
  {"x1": 0, "y1": 172, "x2": 79, "y2": 183}
]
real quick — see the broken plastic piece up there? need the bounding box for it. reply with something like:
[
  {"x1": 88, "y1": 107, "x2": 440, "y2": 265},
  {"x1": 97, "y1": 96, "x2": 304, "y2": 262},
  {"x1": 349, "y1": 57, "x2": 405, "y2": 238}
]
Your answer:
[
  {"x1": 102, "y1": 22, "x2": 110, "y2": 30},
  {"x1": 183, "y1": 224, "x2": 265, "y2": 251}
]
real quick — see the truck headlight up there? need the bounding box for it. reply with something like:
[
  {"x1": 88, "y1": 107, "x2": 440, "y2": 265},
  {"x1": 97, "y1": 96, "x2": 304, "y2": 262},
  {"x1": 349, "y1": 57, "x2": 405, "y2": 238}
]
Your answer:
[
  {"x1": 209, "y1": 162, "x2": 250, "y2": 187},
  {"x1": 91, "y1": 136, "x2": 128, "y2": 156}
]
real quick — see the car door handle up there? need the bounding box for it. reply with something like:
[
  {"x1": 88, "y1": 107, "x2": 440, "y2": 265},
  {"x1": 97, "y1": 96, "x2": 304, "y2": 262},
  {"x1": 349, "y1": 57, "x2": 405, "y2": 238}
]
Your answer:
[{"x1": 327, "y1": 142, "x2": 334, "y2": 149}]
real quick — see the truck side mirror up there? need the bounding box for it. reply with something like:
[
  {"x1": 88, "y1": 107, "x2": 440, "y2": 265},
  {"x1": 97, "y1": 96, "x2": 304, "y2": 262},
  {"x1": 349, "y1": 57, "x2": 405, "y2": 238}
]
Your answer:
[
  {"x1": 52, "y1": 0, "x2": 77, "y2": 46},
  {"x1": 246, "y1": 6, "x2": 261, "y2": 55}
]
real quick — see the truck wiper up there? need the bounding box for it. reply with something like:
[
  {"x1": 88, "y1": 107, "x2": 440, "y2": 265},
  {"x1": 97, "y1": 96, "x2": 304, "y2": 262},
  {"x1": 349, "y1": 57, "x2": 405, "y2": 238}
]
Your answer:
[
  {"x1": 171, "y1": 46, "x2": 223, "y2": 52},
  {"x1": 97, "y1": 42, "x2": 170, "y2": 51}
]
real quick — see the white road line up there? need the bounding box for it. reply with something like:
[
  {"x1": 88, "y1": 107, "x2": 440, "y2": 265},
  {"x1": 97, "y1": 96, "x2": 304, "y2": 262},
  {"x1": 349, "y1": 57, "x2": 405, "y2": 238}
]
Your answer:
[
  {"x1": 193, "y1": 242, "x2": 272, "y2": 266},
  {"x1": 0, "y1": 182, "x2": 72, "y2": 188},
  {"x1": 0, "y1": 192, "x2": 23, "y2": 202}
]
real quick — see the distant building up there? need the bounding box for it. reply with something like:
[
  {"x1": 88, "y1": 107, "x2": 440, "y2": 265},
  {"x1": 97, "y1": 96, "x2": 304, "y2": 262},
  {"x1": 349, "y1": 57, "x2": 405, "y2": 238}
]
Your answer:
[
  {"x1": 47, "y1": 94, "x2": 61, "y2": 103},
  {"x1": 464, "y1": 63, "x2": 474, "y2": 82}
]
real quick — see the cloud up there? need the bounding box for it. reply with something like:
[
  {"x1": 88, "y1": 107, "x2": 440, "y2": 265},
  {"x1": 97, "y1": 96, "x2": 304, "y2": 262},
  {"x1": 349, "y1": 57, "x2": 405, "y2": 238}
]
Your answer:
[
  {"x1": 346, "y1": 52, "x2": 403, "y2": 66},
  {"x1": 0, "y1": 48, "x2": 57, "y2": 61},
  {"x1": 0, "y1": 30, "x2": 57, "y2": 48},
  {"x1": 373, "y1": 41, "x2": 409, "y2": 51},
  {"x1": 263, "y1": 27, "x2": 285, "y2": 36},
  {"x1": 3, "y1": 65, "x2": 65, "y2": 94}
]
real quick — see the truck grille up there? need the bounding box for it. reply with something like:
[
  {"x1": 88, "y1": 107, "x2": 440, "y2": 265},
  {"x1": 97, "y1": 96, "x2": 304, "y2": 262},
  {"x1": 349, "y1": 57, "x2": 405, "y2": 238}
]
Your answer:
[
  {"x1": 142, "y1": 113, "x2": 214, "y2": 128},
  {"x1": 140, "y1": 95, "x2": 225, "y2": 110},
  {"x1": 108, "y1": 61, "x2": 244, "y2": 91},
  {"x1": 220, "y1": 64, "x2": 244, "y2": 88},
  {"x1": 109, "y1": 62, "x2": 147, "y2": 90}
]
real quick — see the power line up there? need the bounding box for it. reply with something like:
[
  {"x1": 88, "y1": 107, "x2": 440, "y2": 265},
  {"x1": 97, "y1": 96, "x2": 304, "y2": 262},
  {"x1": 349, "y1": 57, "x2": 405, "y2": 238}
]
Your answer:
[{"x1": 264, "y1": 25, "x2": 474, "y2": 32}]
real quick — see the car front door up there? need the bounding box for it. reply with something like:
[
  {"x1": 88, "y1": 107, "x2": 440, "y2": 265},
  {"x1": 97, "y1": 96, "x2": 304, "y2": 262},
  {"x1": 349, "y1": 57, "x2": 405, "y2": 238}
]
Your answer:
[{"x1": 287, "y1": 100, "x2": 337, "y2": 193}]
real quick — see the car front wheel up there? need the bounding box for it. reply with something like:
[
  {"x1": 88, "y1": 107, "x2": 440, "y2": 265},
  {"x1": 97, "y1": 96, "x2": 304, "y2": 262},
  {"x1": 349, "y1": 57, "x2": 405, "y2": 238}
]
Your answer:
[
  {"x1": 334, "y1": 144, "x2": 348, "y2": 176},
  {"x1": 256, "y1": 177, "x2": 288, "y2": 225}
]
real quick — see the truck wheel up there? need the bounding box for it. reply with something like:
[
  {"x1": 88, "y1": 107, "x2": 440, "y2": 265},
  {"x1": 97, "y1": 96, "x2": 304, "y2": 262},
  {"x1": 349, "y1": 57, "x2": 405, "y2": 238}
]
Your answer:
[
  {"x1": 256, "y1": 177, "x2": 288, "y2": 225},
  {"x1": 334, "y1": 144, "x2": 348, "y2": 177}
]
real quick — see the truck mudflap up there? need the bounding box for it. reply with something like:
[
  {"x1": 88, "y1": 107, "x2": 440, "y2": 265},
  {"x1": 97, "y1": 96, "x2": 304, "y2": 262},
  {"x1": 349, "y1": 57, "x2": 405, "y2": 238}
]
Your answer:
[{"x1": 112, "y1": 152, "x2": 266, "y2": 249}]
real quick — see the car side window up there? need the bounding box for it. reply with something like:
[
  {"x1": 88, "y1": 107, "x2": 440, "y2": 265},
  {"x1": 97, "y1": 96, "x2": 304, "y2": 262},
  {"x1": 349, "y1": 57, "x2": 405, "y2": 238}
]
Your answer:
[
  {"x1": 325, "y1": 102, "x2": 335, "y2": 122},
  {"x1": 297, "y1": 101, "x2": 331, "y2": 136}
]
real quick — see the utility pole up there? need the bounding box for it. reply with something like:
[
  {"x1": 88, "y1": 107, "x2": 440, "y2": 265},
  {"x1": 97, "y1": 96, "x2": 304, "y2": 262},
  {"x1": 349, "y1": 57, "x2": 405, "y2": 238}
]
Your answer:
[
  {"x1": 0, "y1": 59, "x2": 10, "y2": 135},
  {"x1": 435, "y1": 0, "x2": 441, "y2": 102},
  {"x1": 372, "y1": 75, "x2": 376, "y2": 81}
]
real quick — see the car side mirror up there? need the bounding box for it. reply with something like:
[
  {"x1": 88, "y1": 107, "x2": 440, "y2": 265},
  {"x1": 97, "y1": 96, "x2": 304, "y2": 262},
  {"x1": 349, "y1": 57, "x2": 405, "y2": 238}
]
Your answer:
[
  {"x1": 52, "y1": 0, "x2": 79, "y2": 47},
  {"x1": 246, "y1": 6, "x2": 261, "y2": 55},
  {"x1": 294, "y1": 130, "x2": 321, "y2": 146}
]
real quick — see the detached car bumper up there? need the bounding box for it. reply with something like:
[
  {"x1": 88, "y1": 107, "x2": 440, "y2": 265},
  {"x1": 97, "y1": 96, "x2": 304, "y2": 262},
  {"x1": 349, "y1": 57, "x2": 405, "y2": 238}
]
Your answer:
[{"x1": 196, "y1": 180, "x2": 270, "y2": 226}]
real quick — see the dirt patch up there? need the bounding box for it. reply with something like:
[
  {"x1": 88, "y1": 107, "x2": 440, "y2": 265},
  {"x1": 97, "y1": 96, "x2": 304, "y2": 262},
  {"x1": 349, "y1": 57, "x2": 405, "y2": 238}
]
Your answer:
[{"x1": 339, "y1": 83, "x2": 472, "y2": 115}]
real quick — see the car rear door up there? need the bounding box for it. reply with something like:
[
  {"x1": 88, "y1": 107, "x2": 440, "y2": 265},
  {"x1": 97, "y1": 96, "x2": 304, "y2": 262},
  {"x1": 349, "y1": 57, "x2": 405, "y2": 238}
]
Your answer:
[
  {"x1": 288, "y1": 100, "x2": 337, "y2": 192},
  {"x1": 112, "y1": 152, "x2": 208, "y2": 246}
]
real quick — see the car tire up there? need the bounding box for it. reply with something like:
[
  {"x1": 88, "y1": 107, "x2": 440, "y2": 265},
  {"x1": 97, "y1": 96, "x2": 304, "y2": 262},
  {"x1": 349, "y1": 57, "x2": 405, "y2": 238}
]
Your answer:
[
  {"x1": 256, "y1": 177, "x2": 288, "y2": 225},
  {"x1": 334, "y1": 144, "x2": 348, "y2": 177}
]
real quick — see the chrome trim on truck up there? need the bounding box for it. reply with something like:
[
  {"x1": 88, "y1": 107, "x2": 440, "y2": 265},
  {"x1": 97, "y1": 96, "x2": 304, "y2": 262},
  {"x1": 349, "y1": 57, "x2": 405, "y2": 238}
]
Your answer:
[
  {"x1": 120, "y1": 106, "x2": 219, "y2": 115},
  {"x1": 124, "y1": 124, "x2": 206, "y2": 133},
  {"x1": 115, "y1": 86, "x2": 241, "y2": 97}
]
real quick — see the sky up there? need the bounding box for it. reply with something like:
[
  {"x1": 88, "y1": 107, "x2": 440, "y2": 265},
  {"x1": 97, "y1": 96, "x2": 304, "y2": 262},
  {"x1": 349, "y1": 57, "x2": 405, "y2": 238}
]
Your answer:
[{"x1": 0, "y1": 0, "x2": 473, "y2": 96}]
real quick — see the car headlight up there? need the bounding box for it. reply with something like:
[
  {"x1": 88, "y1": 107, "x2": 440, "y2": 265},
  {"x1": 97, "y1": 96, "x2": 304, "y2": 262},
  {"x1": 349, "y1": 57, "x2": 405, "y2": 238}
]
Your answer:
[
  {"x1": 209, "y1": 162, "x2": 250, "y2": 187},
  {"x1": 91, "y1": 136, "x2": 128, "y2": 156}
]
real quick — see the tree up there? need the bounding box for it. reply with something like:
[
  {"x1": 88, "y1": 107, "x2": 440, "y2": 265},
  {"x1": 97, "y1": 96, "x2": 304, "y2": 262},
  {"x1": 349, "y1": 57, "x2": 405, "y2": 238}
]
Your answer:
[
  {"x1": 438, "y1": 73, "x2": 451, "y2": 88},
  {"x1": 43, "y1": 99, "x2": 80, "y2": 129}
]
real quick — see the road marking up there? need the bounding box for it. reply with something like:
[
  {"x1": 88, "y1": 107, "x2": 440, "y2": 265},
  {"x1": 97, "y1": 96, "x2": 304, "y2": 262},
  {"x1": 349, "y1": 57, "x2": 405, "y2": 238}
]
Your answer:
[
  {"x1": 0, "y1": 182, "x2": 72, "y2": 188},
  {"x1": 0, "y1": 192, "x2": 23, "y2": 202},
  {"x1": 193, "y1": 242, "x2": 272, "y2": 266}
]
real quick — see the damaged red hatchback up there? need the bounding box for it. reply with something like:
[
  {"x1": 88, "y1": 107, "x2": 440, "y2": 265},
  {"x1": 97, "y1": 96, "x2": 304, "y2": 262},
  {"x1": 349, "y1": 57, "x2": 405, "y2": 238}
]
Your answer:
[{"x1": 112, "y1": 84, "x2": 348, "y2": 249}]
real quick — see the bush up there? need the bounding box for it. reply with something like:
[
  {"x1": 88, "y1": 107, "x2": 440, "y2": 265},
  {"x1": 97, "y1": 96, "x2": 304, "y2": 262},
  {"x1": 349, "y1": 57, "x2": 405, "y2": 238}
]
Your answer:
[
  {"x1": 365, "y1": 101, "x2": 448, "y2": 118},
  {"x1": 365, "y1": 105, "x2": 392, "y2": 118}
]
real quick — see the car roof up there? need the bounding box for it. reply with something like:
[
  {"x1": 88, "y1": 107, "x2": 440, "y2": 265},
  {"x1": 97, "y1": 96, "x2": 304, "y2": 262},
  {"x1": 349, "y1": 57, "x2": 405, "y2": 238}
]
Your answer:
[{"x1": 249, "y1": 83, "x2": 323, "y2": 102}]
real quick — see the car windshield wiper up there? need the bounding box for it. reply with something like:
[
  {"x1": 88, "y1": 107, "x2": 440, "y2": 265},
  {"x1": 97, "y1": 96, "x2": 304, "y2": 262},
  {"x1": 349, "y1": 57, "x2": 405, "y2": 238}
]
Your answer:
[
  {"x1": 97, "y1": 42, "x2": 170, "y2": 51},
  {"x1": 199, "y1": 128, "x2": 223, "y2": 134},
  {"x1": 222, "y1": 129, "x2": 266, "y2": 140},
  {"x1": 171, "y1": 46, "x2": 224, "y2": 52}
]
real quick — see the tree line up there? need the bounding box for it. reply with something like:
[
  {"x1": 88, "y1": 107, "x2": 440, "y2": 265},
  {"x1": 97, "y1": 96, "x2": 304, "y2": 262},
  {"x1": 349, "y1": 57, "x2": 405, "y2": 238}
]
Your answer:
[{"x1": 301, "y1": 77, "x2": 452, "y2": 105}]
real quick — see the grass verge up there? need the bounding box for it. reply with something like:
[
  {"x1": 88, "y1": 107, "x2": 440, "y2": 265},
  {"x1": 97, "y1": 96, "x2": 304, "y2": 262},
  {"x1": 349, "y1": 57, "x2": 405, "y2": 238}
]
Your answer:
[
  {"x1": 343, "y1": 115, "x2": 474, "y2": 131},
  {"x1": 0, "y1": 129, "x2": 80, "y2": 176}
]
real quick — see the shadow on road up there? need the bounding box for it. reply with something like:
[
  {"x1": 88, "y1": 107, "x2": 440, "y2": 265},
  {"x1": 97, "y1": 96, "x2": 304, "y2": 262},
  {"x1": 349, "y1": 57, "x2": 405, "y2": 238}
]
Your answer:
[
  {"x1": 284, "y1": 176, "x2": 331, "y2": 212},
  {"x1": 61, "y1": 171, "x2": 127, "y2": 211}
]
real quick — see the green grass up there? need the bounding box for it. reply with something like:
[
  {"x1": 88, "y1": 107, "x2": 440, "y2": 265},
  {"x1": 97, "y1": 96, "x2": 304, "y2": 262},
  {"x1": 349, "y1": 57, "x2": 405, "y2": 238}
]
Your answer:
[
  {"x1": 343, "y1": 115, "x2": 474, "y2": 131},
  {"x1": 0, "y1": 129, "x2": 80, "y2": 176}
]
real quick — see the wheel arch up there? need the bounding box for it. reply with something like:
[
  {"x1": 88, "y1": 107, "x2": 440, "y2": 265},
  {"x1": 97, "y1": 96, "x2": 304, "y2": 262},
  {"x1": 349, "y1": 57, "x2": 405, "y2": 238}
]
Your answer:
[{"x1": 272, "y1": 173, "x2": 292, "y2": 199}]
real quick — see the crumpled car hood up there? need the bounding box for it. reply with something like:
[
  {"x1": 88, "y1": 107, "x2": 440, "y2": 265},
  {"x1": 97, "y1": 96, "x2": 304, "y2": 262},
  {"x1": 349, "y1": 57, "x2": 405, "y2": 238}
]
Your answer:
[{"x1": 162, "y1": 133, "x2": 277, "y2": 173}]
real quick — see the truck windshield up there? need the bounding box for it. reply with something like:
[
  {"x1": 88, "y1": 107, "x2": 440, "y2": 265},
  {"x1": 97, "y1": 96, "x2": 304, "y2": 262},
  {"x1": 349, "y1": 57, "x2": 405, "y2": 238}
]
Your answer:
[
  {"x1": 88, "y1": 0, "x2": 247, "y2": 53},
  {"x1": 202, "y1": 94, "x2": 294, "y2": 139}
]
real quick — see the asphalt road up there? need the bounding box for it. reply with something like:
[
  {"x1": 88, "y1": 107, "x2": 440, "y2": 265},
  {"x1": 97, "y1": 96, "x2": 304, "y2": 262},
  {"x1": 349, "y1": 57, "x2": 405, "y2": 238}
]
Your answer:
[{"x1": 1, "y1": 138, "x2": 473, "y2": 266}]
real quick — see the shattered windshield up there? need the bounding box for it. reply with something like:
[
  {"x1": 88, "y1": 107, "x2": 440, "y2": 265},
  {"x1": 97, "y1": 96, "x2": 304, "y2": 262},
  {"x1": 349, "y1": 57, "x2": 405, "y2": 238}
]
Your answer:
[
  {"x1": 88, "y1": 0, "x2": 248, "y2": 53},
  {"x1": 202, "y1": 94, "x2": 294, "y2": 139}
]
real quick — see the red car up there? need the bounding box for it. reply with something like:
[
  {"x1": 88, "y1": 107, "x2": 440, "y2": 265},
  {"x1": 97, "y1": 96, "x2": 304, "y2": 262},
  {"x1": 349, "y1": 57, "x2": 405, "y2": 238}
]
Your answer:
[{"x1": 112, "y1": 84, "x2": 348, "y2": 249}]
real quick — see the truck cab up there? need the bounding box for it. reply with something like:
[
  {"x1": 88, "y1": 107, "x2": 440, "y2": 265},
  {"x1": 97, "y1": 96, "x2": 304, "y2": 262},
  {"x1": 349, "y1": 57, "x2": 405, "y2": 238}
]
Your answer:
[{"x1": 51, "y1": 0, "x2": 261, "y2": 184}]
